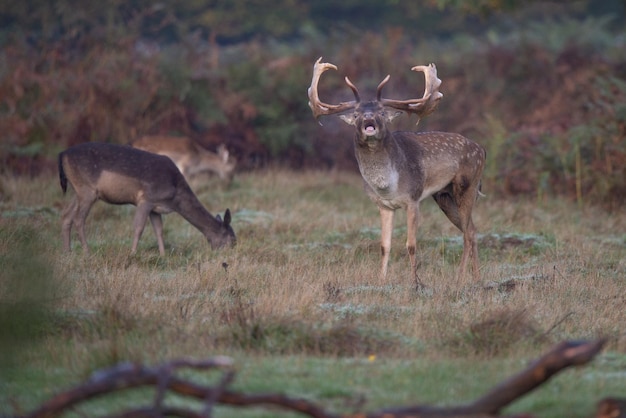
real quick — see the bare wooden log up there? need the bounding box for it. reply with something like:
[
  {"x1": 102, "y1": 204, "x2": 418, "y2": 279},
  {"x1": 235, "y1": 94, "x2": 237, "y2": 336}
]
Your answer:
[
  {"x1": 111, "y1": 407, "x2": 204, "y2": 418},
  {"x1": 368, "y1": 339, "x2": 606, "y2": 418},
  {"x1": 20, "y1": 340, "x2": 608, "y2": 418},
  {"x1": 465, "y1": 339, "x2": 606, "y2": 414},
  {"x1": 595, "y1": 398, "x2": 626, "y2": 418},
  {"x1": 23, "y1": 358, "x2": 335, "y2": 418}
]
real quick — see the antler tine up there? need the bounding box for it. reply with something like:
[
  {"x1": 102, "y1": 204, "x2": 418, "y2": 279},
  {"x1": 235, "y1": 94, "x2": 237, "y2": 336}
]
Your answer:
[
  {"x1": 376, "y1": 75, "x2": 391, "y2": 101},
  {"x1": 344, "y1": 76, "x2": 360, "y2": 102},
  {"x1": 308, "y1": 57, "x2": 358, "y2": 121},
  {"x1": 380, "y1": 63, "x2": 443, "y2": 124}
]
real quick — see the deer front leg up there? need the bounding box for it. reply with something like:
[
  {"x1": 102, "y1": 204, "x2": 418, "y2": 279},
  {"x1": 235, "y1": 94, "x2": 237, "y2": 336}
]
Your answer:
[
  {"x1": 149, "y1": 212, "x2": 166, "y2": 256},
  {"x1": 379, "y1": 207, "x2": 394, "y2": 279},
  {"x1": 131, "y1": 204, "x2": 152, "y2": 254}
]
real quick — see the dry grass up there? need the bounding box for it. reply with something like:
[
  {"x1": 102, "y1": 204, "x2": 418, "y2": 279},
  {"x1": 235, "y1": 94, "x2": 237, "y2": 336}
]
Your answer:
[{"x1": 1, "y1": 168, "x2": 625, "y2": 415}]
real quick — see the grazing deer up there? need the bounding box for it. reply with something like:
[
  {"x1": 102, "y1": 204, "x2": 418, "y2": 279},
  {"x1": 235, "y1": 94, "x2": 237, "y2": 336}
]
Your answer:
[
  {"x1": 308, "y1": 57, "x2": 485, "y2": 286},
  {"x1": 131, "y1": 136, "x2": 237, "y2": 184},
  {"x1": 58, "y1": 142, "x2": 236, "y2": 255}
]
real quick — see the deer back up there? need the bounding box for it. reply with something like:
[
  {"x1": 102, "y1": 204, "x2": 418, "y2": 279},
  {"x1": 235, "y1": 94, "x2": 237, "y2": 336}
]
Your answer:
[
  {"x1": 132, "y1": 136, "x2": 236, "y2": 182},
  {"x1": 131, "y1": 136, "x2": 196, "y2": 175},
  {"x1": 61, "y1": 142, "x2": 184, "y2": 205},
  {"x1": 391, "y1": 131, "x2": 484, "y2": 202},
  {"x1": 187, "y1": 144, "x2": 237, "y2": 182}
]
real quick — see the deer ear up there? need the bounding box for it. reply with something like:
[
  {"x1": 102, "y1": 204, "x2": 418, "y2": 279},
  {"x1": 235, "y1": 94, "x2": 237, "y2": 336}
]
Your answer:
[
  {"x1": 217, "y1": 145, "x2": 229, "y2": 163},
  {"x1": 385, "y1": 110, "x2": 403, "y2": 122},
  {"x1": 339, "y1": 114, "x2": 357, "y2": 126},
  {"x1": 223, "y1": 209, "x2": 232, "y2": 227}
]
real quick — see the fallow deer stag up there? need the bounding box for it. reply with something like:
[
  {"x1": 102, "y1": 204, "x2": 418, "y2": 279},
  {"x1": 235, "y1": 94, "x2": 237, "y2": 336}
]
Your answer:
[
  {"x1": 58, "y1": 142, "x2": 236, "y2": 255},
  {"x1": 132, "y1": 136, "x2": 237, "y2": 185},
  {"x1": 308, "y1": 57, "x2": 485, "y2": 286}
]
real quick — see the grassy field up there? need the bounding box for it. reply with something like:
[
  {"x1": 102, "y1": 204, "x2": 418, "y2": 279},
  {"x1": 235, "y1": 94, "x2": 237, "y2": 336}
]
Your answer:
[{"x1": 1, "y1": 168, "x2": 625, "y2": 417}]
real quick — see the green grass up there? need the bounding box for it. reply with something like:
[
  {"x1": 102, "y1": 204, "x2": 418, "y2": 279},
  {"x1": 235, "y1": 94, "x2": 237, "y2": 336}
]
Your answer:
[{"x1": 1, "y1": 169, "x2": 625, "y2": 417}]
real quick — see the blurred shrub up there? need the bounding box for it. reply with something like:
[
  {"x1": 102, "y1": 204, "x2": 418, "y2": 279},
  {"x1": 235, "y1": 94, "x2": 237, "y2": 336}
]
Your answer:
[
  {"x1": 0, "y1": 6, "x2": 624, "y2": 208},
  {"x1": 443, "y1": 308, "x2": 543, "y2": 357},
  {"x1": 0, "y1": 221, "x2": 55, "y2": 372}
]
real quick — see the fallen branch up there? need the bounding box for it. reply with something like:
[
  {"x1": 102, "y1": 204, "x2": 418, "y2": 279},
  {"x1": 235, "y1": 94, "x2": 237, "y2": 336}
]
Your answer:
[
  {"x1": 22, "y1": 356, "x2": 332, "y2": 418},
  {"x1": 466, "y1": 339, "x2": 606, "y2": 414},
  {"x1": 371, "y1": 339, "x2": 607, "y2": 418},
  {"x1": 595, "y1": 398, "x2": 626, "y2": 418},
  {"x1": 19, "y1": 340, "x2": 617, "y2": 418}
]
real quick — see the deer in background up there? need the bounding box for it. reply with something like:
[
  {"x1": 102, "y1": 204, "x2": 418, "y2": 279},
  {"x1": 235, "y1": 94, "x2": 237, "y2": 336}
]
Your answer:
[
  {"x1": 308, "y1": 57, "x2": 485, "y2": 287},
  {"x1": 131, "y1": 136, "x2": 237, "y2": 185},
  {"x1": 58, "y1": 142, "x2": 236, "y2": 255}
]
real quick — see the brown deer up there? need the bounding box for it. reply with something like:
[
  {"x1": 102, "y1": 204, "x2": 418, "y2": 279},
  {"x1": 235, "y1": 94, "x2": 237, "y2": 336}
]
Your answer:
[
  {"x1": 308, "y1": 57, "x2": 485, "y2": 286},
  {"x1": 131, "y1": 136, "x2": 237, "y2": 185},
  {"x1": 58, "y1": 142, "x2": 236, "y2": 255}
]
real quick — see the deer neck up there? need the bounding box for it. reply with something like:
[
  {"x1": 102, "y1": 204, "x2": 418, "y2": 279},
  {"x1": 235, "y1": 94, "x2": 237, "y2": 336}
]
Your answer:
[
  {"x1": 353, "y1": 132, "x2": 400, "y2": 196},
  {"x1": 172, "y1": 183, "x2": 221, "y2": 236}
]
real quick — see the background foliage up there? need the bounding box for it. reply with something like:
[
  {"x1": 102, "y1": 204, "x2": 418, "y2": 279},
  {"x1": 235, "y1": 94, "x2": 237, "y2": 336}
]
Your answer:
[{"x1": 0, "y1": 0, "x2": 625, "y2": 208}]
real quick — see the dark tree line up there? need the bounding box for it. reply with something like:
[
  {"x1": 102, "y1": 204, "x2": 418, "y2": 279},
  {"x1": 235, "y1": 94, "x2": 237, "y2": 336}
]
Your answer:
[{"x1": 2, "y1": 0, "x2": 623, "y2": 46}]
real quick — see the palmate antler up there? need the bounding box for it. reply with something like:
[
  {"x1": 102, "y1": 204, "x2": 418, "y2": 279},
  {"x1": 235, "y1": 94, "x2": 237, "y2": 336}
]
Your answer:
[
  {"x1": 307, "y1": 57, "x2": 358, "y2": 120},
  {"x1": 381, "y1": 63, "x2": 443, "y2": 123},
  {"x1": 307, "y1": 57, "x2": 443, "y2": 123}
]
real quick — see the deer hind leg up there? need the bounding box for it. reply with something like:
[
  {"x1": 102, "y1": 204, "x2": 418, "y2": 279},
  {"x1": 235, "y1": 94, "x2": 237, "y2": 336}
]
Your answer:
[
  {"x1": 149, "y1": 212, "x2": 166, "y2": 256},
  {"x1": 455, "y1": 179, "x2": 481, "y2": 280},
  {"x1": 379, "y1": 207, "x2": 394, "y2": 279},
  {"x1": 73, "y1": 192, "x2": 98, "y2": 255},
  {"x1": 61, "y1": 197, "x2": 79, "y2": 252},
  {"x1": 457, "y1": 216, "x2": 478, "y2": 280},
  {"x1": 432, "y1": 186, "x2": 479, "y2": 280}
]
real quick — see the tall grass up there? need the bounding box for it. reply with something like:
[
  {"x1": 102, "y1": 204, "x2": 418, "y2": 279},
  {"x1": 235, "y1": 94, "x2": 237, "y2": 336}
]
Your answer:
[{"x1": 1, "y1": 169, "x2": 625, "y2": 417}]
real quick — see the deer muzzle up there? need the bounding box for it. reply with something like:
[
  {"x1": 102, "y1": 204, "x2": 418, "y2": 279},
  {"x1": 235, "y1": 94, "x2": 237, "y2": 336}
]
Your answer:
[{"x1": 362, "y1": 115, "x2": 378, "y2": 137}]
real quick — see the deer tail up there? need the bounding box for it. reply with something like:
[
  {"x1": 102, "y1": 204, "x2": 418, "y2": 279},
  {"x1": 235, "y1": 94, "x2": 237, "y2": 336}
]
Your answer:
[
  {"x1": 477, "y1": 181, "x2": 486, "y2": 198},
  {"x1": 58, "y1": 152, "x2": 68, "y2": 194}
]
